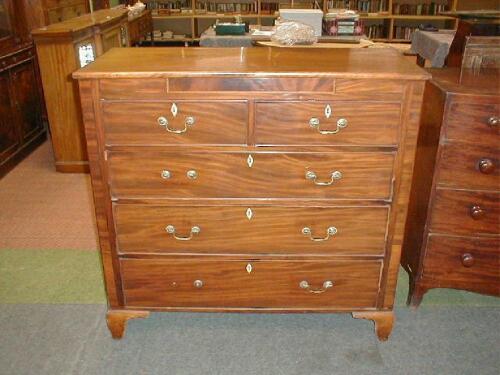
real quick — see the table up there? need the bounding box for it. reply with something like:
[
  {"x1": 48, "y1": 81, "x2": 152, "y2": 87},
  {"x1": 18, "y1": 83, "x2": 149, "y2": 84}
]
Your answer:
[{"x1": 410, "y1": 29, "x2": 455, "y2": 68}]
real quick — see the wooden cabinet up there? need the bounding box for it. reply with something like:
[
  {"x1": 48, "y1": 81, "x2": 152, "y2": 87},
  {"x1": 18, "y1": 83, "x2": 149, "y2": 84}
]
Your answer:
[
  {"x1": 127, "y1": 9, "x2": 152, "y2": 46},
  {"x1": 21, "y1": 0, "x2": 91, "y2": 32},
  {"x1": 0, "y1": 0, "x2": 46, "y2": 177},
  {"x1": 32, "y1": 8, "x2": 130, "y2": 173},
  {"x1": 402, "y1": 68, "x2": 500, "y2": 306},
  {"x1": 74, "y1": 47, "x2": 429, "y2": 341}
]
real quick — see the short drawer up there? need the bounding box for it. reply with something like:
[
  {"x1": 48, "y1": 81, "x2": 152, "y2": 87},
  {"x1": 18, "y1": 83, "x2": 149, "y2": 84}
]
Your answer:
[
  {"x1": 423, "y1": 235, "x2": 500, "y2": 296},
  {"x1": 101, "y1": 101, "x2": 248, "y2": 146},
  {"x1": 254, "y1": 101, "x2": 401, "y2": 146},
  {"x1": 108, "y1": 151, "x2": 395, "y2": 200},
  {"x1": 445, "y1": 101, "x2": 499, "y2": 145},
  {"x1": 430, "y1": 189, "x2": 500, "y2": 236},
  {"x1": 438, "y1": 143, "x2": 499, "y2": 191},
  {"x1": 114, "y1": 205, "x2": 389, "y2": 256},
  {"x1": 120, "y1": 258, "x2": 382, "y2": 308}
]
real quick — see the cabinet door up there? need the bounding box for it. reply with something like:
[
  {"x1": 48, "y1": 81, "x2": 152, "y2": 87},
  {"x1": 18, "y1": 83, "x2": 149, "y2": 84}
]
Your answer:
[
  {"x1": 0, "y1": 70, "x2": 19, "y2": 163},
  {"x1": 11, "y1": 59, "x2": 43, "y2": 143}
]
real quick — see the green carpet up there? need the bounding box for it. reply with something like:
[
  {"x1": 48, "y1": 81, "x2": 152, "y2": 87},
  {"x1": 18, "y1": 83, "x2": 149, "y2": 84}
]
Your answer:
[{"x1": 0, "y1": 249, "x2": 499, "y2": 306}]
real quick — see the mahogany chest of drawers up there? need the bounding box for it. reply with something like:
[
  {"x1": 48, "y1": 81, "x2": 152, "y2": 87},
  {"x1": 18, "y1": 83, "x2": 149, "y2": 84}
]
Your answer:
[
  {"x1": 402, "y1": 68, "x2": 500, "y2": 306},
  {"x1": 74, "y1": 47, "x2": 429, "y2": 340}
]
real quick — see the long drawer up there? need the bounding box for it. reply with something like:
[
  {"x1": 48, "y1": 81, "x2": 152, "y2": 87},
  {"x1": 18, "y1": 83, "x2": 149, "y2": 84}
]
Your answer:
[
  {"x1": 114, "y1": 205, "x2": 389, "y2": 255},
  {"x1": 438, "y1": 143, "x2": 499, "y2": 191},
  {"x1": 423, "y1": 235, "x2": 500, "y2": 296},
  {"x1": 101, "y1": 101, "x2": 248, "y2": 146},
  {"x1": 255, "y1": 101, "x2": 401, "y2": 146},
  {"x1": 430, "y1": 189, "x2": 500, "y2": 237},
  {"x1": 107, "y1": 151, "x2": 395, "y2": 200},
  {"x1": 120, "y1": 258, "x2": 382, "y2": 308},
  {"x1": 445, "y1": 101, "x2": 499, "y2": 145}
]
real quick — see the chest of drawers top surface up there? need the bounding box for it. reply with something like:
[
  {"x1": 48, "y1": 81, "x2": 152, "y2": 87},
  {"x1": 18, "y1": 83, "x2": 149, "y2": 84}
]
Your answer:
[{"x1": 73, "y1": 47, "x2": 429, "y2": 80}]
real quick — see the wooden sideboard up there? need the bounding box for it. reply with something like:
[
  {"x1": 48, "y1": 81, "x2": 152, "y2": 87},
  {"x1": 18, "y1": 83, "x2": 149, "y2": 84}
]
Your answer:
[
  {"x1": 74, "y1": 47, "x2": 429, "y2": 341},
  {"x1": 402, "y1": 68, "x2": 500, "y2": 306},
  {"x1": 32, "y1": 8, "x2": 130, "y2": 173},
  {"x1": 0, "y1": 0, "x2": 46, "y2": 177}
]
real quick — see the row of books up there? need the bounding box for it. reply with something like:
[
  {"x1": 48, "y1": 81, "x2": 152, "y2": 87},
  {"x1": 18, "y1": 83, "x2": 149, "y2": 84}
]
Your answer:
[
  {"x1": 365, "y1": 24, "x2": 385, "y2": 38},
  {"x1": 393, "y1": 25, "x2": 416, "y2": 39},
  {"x1": 195, "y1": 2, "x2": 258, "y2": 13},
  {"x1": 326, "y1": 0, "x2": 387, "y2": 12},
  {"x1": 393, "y1": 2, "x2": 448, "y2": 15},
  {"x1": 261, "y1": 3, "x2": 280, "y2": 14}
]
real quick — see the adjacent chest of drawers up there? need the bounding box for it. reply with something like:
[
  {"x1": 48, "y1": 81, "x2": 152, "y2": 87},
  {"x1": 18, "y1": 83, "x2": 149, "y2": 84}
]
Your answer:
[
  {"x1": 402, "y1": 68, "x2": 500, "y2": 306},
  {"x1": 74, "y1": 48, "x2": 428, "y2": 341}
]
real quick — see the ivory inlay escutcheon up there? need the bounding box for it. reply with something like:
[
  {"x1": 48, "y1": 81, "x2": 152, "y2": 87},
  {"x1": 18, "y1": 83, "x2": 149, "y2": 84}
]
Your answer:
[
  {"x1": 170, "y1": 103, "x2": 178, "y2": 117},
  {"x1": 246, "y1": 208, "x2": 253, "y2": 220},
  {"x1": 247, "y1": 155, "x2": 254, "y2": 168},
  {"x1": 246, "y1": 263, "x2": 253, "y2": 273}
]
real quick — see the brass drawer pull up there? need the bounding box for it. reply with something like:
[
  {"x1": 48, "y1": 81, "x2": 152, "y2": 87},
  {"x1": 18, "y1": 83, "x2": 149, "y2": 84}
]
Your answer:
[
  {"x1": 305, "y1": 170, "x2": 342, "y2": 186},
  {"x1": 299, "y1": 280, "x2": 334, "y2": 294},
  {"x1": 161, "y1": 170, "x2": 171, "y2": 179},
  {"x1": 309, "y1": 117, "x2": 348, "y2": 135},
  {"x1": 186, "y1": 170, "x2": 198, "y2": 179},
  {"x1": 302, "y1": 226, "x2": 337, "y2": 241},
  {"x1": 165, "y1": 225, "x2": 200, "y2": 241},
  {"x1": 157, "y1": 115, "x2": 195, "y2": 134},
  {"x1": 487, "y1": 116, "x2": 499, "y2": 127}
]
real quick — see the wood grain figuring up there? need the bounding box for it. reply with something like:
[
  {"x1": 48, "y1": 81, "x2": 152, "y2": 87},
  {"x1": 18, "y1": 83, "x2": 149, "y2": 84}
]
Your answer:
[
  {"x1": 401, "y1": 80, "x2": 445, "y2": 282},
  {"x1": 35, "y1": 40, "x2": 88, "y2": 169},
  {"x1": 72, "y1": 48, "x2": 430, "y2": 80},
  {"x1": 402, "y1": 69, "x2": 500, "y2": 307},
  {"x1": 99, "y1": 79, "x2": 167, "y2": 100},
  {"x1": 78, "y1": 80, "x2": 122, "y2": 307},
  {"x1": 381, "y1": 81, "x2": 425, "y2": 309},
  {"x1": 113, "y1": 205, "x2": 389, "y2": 256},
  {"x1": 422, "y1": 235, "x2": 500, "y2": 296},
  {"x1": 74, "y1": 47, "x2": 429, "y2": 339},
  {"x1": 102, "y1": 101, "x2": 248, "y2": 146},
  {"x1": 255, "y1": 101, "x2": 401, "y2": 146},
  {"x1": 430, "y1": 189, "x2": 500, "y2": 236},
  {"x1": 445, "y1": 101, "x2": 500, "y2": 144},
  {"x1": 438, "y1": 142, "x2": 499, "y2": 191},
  {"x1": 336, "y1": 80, "x2": 405, "y2": 95},
  {"x1": 107, "y1": 151, "x2": 395, "y2": 200},
  {"x1": 120, "y1": 258, "x2": 382, "y2": 309},
  {"x1": 168, "y1": 77, "x2": 335, "y2": 92}
]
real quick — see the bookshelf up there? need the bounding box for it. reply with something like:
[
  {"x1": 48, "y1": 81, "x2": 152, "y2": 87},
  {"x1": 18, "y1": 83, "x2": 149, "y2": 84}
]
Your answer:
[{"x1": 140, "y1": 0, "x2": 491, "y2": 43}]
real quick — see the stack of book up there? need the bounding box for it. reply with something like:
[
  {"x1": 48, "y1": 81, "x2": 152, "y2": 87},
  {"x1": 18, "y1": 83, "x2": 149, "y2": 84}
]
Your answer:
[{"x1": 393, "y1": 1, "x2": 448, "y2": 15}]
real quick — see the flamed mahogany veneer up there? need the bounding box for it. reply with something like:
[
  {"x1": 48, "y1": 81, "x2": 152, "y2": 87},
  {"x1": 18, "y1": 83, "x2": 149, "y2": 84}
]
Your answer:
[{"x1": 74, "y1": 47, "x2": 429, "y2": 341}]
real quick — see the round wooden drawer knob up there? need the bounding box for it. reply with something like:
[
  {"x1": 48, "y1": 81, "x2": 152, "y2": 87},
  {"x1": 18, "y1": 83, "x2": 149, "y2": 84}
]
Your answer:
[
  {"x1": 487, "y1": 117, "x2": 499, "y2": 127},
  {"x1": 461, "y1": 253, "x2": 475, "y2": 268},
  {"x1": 478, "y1": 158, "x2": 495, "y2": 174},
  {"x1": 469, "y1": 205, "x2": 485, "y2": 219}
]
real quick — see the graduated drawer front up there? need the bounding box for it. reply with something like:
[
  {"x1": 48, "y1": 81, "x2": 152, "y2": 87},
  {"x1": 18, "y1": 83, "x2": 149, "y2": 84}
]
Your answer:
[
  {"x1": 108, "y1": 151, "x2": 395, "y2": 200},
  {"x1": 423, "y1": 235, "x2": 500, "y2": 296},
  {"x1": 445, "y1": 101, "x2": 499, "y2": 145},
  {"x1": 114, "y1": 205, "x2": 389, "y2": 256},
  {"x1": 101, "y1": 101, "x2": 248, "y2": 146},
  {"x1": 438, "y1": 143, "x2": 499, "y2": 191},
  {"x1": 255, "y1": 101, "x2": 401, "y2": 146},
  {"x1": 120, "y1": 258, "x2": 382, "y2": 308},
  {"x1": 430, "y1": 189, "x2": 500, "y2": 237}
]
